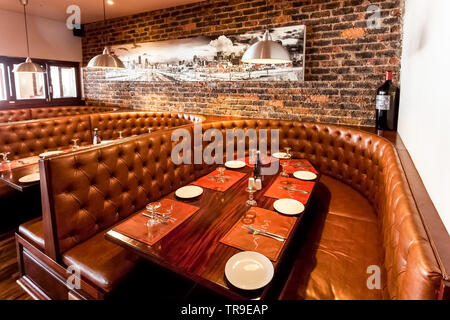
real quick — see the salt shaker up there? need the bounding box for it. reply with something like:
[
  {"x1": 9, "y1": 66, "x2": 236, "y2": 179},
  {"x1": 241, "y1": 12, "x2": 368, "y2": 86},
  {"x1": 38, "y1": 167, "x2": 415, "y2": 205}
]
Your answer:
[
  {"x1": 248, "y1": 178, "x2": 256, "y2": 189},
  {"x1": 255, "y1": 178, "x2": 262, "y2": 191}
]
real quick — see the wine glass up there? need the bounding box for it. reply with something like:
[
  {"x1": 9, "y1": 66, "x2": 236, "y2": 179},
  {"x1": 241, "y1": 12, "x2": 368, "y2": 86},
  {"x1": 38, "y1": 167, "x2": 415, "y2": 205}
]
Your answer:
[
  {"x1": 0, "y1": 152, "x2": 11, "y2": 166},
  {"x1": 280, "y1": 161, "x2": 289, "y2": 177},
  {"x1": 217, "y1": 167, "x2": 226, "y2": 183},
  {"x1": 71, "y1": 139, "x2": 80, "y2": 150},
  {"x1": 146, "y1": 202, "x2": 161, "y2": 219},
  {"x1": 245, "y1": 187, "x2": 257, "y2": 206},
  {"x1": 161, "y1": 204, "x2": 174, "y2": 218},
  {"x1": 284, "y1": 147, "x2": 292, "y2": 159},
  {"x1": 118, "y1": 131, "x2": 124, "y2": 139}
]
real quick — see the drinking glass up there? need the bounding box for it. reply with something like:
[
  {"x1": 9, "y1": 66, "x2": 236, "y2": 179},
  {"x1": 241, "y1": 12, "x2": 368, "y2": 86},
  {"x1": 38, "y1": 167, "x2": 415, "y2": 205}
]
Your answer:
[
  {"x1": 146, "y1": 202, "x2": 161, "y2": 219},
  {"x1": 246, "y1": 187, "x2": 257, "y2": 206},
  {"x1": 0, "y1": 152, "x2": 11, "y2": 166},
  {"x1": 284, "y1": 147, "x2": 292, "y2": 159},
  {"x1": 162, "y1": 204, "x2": 174, "y2": 217},
  {"x1": 147, "y1": 216, "x2": 160, "y2": 238},
  {"x1": 280, "y1": 161, "x2": 289, "y2": 177},
  {"x1": 242, "y1": 209, "x2": 257, "y2": 225},
  {"x1": 217, "y1": 167, "x2": 226, "y2": 183},
  {"x1": 119, "y1": 131, "x2": 124, "y2": 139},
  {"x1": 71, "y1": 139, "x2": 80, "y2": 150}
]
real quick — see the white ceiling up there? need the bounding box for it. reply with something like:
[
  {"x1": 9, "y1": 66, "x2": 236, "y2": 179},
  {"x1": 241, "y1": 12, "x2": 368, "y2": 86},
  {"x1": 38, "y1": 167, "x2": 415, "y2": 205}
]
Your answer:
[{"x1": 0, "y1": 0, "x2": 206, "y2": 23}]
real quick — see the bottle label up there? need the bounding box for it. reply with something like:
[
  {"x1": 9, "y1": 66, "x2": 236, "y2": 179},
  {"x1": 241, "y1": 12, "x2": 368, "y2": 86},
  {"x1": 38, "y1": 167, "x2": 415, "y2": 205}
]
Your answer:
[{"x1": 376, "y1": 95, "x2": 390, "y2": 111}]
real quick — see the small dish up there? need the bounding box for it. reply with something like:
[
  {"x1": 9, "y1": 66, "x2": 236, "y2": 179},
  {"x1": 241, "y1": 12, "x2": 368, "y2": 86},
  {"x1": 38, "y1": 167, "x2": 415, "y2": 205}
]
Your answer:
[
  {"x1": 273, "y1": 198, "x2": 305, "y2": 215},
  {"x1": 18, "y1": 173, "x2": 40, "y2": 183},
  {"x1": 225, "y1": 160, "x2": 246, "y2": 169},
  {"x1": 293, "y1": 171, "x2": 317, "y2": 181},
  {"x1": 175, "y1": 186, "x2": 204, "y2": 199}
]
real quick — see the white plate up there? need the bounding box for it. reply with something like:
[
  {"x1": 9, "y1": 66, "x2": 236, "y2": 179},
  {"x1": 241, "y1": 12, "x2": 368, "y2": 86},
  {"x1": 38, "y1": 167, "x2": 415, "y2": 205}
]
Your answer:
[
  {"x1": 225, "y1": 160, "x2": 246, "y2": 169},
  {"x1": 39, "y1": 151, "x2": 64, "y2": 158},
  {"x1": 175, "y1": 186, "x2": 204, "y2": 199},
  {"x1": 225, "y1": 251, "x2": 274, "y2": 290},
  {"x1": 272, "y1": 152, "x2": 291, "y2": 159},
  {"x1": 19, "y1": 173, "x2": 40, "y2": 183},
  {"x1": 100, "y1": 140, "x2": 114, "y2": 144},
  {"x1": 274, "y1": 199, "x2": 305, "y2": 215},
  {"x1": 293, "y1": 171, "x2": 317, "y2": 181}
]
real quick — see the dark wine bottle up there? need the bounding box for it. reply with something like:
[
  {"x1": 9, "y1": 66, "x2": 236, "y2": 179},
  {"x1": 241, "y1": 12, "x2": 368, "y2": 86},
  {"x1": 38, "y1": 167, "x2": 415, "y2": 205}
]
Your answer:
[
  {"x1": 376, "y1": 71, "x2": 400, "y2": 131},
  {"x1": 253, "y1": 151, "x2": 262, "y2": 180}
]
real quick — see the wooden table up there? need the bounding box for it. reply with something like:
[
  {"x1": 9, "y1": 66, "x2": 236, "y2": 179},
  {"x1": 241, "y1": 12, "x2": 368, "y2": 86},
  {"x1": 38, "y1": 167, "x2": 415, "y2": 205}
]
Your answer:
[
  {"x1": 0, "y1": 162, "x2": 40, "y2": 192},
  {"x1": 106, "y1": 163, "x2": 319, "y2": 300}
]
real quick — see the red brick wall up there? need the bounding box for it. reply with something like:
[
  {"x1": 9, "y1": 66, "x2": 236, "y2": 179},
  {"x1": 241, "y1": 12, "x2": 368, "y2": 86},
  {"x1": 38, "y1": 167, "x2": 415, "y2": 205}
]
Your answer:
[{"x1": 82, "y1": 0, "x2": 404, "y2": 126}]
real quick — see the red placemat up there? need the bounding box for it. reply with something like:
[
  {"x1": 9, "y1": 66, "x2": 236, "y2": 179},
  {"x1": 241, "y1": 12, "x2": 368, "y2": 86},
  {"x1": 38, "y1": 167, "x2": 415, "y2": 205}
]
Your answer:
[
  {"x1": 112, "y1": 199, "x2": 199, "y2": 246},
  {"x1": 281, "y1": 159, "x2": 318, "y2": 174},
  {"x1": 0, "y1": 156, "x2": 40, "y2": 173},
  {"x1": 191, "y1": 169, "x2": 247, "y2": 192},
  {"x1": 237, "y1": 155, "x2": 279, "y2": 168},
  {"x1": 264, "y1": 176, "x2": 315, "y2": 204},
  {"x1": 220, "y1": 207, "x2": 296, "y2": 261}
]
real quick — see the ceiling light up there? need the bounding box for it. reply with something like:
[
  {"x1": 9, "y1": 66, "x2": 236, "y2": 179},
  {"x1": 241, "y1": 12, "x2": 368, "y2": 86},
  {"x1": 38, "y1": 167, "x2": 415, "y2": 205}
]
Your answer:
[
  {"x1": 107, "y1": 0, "x2": 114, "y2": 5},
  {"x1": 13, "y1": 0, "x2": 45, "y2": 73},
  {"x1": 87, "y1": 0, "x2": 125, "y2": 69},
  {"x1": 241, "y1": 0, "x2": 291, "y2": 65}
]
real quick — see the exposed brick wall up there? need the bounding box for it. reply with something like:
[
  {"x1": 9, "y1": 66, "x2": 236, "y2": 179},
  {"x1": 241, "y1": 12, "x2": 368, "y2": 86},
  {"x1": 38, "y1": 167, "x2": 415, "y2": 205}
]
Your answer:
[{"x1": 82, "y1": 0, "x2": 404, "y2": 127}]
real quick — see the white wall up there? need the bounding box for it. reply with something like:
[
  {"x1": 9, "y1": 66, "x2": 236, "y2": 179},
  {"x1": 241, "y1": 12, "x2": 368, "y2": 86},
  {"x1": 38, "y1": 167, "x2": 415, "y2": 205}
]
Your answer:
[
  {"x1": 399, "y1": 0, "x2": 450, "y2": 234},
  {"x1": 0, "y1": 9, "x2": 82, "y2": 62}
]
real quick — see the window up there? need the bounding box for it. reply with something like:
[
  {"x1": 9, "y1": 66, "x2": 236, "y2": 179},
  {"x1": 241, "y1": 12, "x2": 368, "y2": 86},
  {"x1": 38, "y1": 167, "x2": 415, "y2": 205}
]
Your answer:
[
  {"x1": 13, "y1": 65, "x2": 46, "y2": 100},
  {"x1": 0, "y1": 64, "x2": 6, "y2": 101},
  {"x1": 0, "y1": 56, "x2": 81, "y2": 108},
  {"x1": 50, "y1": 66, "x2": 77, "y2": 99}
]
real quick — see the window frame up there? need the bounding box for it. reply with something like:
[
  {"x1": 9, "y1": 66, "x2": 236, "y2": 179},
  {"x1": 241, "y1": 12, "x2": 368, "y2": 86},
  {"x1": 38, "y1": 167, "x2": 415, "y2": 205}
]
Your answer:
[{"x1": 0, "y1": 56, "x2": 82, "y2": 109}]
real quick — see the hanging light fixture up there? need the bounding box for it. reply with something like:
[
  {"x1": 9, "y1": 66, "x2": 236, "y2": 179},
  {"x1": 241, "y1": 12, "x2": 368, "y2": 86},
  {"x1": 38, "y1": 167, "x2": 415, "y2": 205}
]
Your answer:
[
  {"x1": 241, "y1": 0, "x2": 291, "y2": 64},
  {"x1": 87, "y1": 0, "x2": 125, "y2": 69},
  {"x1": 13, "y1": 0, "x2": 45, "y2": 73}
]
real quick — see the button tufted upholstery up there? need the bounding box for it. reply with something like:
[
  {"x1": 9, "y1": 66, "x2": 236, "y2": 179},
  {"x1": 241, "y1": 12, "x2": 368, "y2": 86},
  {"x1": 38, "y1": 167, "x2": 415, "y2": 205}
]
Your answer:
[
  {"x1": 90, "y1": 112, "x2": 205, "y2": 140},
  {"x1": 30, "y1": 119, "x2": 443, "y2": 299},
  {"x1": 29, "y1": 106, "x2": 117, "y2": 121},
  {"x1": 0, "y1": 109, "x2": 31, "y2": 123},
  {"x1": 0, "y1": 115, "x2": 92, "y2": 160}
]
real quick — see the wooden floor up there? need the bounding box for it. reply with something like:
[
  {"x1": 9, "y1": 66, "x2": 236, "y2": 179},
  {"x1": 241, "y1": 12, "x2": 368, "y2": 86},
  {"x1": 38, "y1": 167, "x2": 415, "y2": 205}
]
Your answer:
[{"x1": 0, "y1": 232, "x2": 32, "y2": 300}]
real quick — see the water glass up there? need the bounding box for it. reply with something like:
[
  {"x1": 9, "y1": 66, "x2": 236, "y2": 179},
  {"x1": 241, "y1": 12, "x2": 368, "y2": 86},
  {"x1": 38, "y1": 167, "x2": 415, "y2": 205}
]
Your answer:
[
  {"x1": 245, "y1": 187, "x2": 257, "y2": 206},
  {"x1": 71, "y1": 139, "x2": 80, "y2": 150},
  {"x1": 146, "y1": 202, "x2": 161, "y2": 219},
  {"x1": 280, "y1": 161, "x2": 289, "y2": 177}
]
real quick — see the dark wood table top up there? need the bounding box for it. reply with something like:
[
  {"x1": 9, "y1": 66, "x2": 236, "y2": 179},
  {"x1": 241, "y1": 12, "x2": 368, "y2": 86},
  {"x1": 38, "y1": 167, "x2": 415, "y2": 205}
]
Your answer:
[
  {"x1": 0, "y1": 163, "x2": 40, "y2": 192},
  {"x1": 106, "y1": 163, "x2": 319, "y2": 300}
]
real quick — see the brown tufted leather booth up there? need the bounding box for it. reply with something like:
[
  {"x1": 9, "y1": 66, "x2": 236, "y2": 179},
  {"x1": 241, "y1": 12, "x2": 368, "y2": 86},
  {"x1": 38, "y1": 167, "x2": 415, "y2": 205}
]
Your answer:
[
  {"x1": 16, "y1": 119, "x2": 445, "y2": 300},
  {"x1": 89, "y1": 112, "x2": 205, "y2": 140},
  {"x1": 0, "y1": 106, "x2": 118, "y2": 124},
  {"x1": 0, "y1": 115, "x2": 92, "y2": 161}
]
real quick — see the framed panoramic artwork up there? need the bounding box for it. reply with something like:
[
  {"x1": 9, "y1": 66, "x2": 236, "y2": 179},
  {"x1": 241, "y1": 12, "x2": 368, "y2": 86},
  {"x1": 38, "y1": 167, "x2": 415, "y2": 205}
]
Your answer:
[{"x1": 105, "y1": 25, "x2": 306, "y2": 82}]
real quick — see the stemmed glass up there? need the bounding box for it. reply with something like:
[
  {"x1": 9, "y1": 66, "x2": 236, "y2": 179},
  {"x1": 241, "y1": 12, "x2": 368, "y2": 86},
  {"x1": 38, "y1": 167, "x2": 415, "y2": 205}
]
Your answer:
[
  {"x1": 71, "y1": 139, "x2": 80, "y2": 150},
  {"x1": 0, "y1": 152, "x2": 11, "y2": 166},
  {"x1": 245, "y1": 187, "x2": 257, "y2": 206},
  {"x1": 284, "y1": 147, "x2": 292, "y2": 159},
  {"x1": 119, "y1": 131, "x2": 124, "y2": 139},
  {"x1": 146, "y1": 202, "x2": 161, "y2": 220},
  {"x1": 217, "y1": 167, "x2": 226, "y2": 183},
  {"x1": 280, "y1": 161, "x2": 289, "y2": 177}
]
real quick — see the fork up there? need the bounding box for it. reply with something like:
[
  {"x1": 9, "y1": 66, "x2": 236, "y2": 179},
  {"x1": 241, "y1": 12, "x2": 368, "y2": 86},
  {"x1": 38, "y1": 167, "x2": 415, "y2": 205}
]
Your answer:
[
  {"x1": 279, "y1": 186, "x2": 309, "y2": 194},
  {"x1": 243, "y1": 226, "x2": 286, "y2": 242}
]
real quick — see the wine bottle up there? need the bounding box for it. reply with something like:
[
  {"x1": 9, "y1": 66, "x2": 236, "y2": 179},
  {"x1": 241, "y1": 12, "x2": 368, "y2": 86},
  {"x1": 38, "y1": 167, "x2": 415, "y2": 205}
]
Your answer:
[
  {"x1": 93, "y1": 128, "x2": 102, "y2": 145},
  {"x1": 253, "y1": 151, "x2": 263, "y2": 182},
  {"x1": 376, "y1": 71, "x2": 400, "y2": 131}
]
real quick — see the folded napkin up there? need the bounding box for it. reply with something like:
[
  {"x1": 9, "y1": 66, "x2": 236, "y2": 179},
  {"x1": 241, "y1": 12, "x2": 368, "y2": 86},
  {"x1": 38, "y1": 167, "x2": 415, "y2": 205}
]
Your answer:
[
  {"x1": 191, "y1": 169, "x2": 247, "y2": 192},
  {"x1": 112, "y1": 199, "x2": 199, "y2": 246},
  {"x1": 220, "y1": 207, "x2": 296, "y2": 261}
]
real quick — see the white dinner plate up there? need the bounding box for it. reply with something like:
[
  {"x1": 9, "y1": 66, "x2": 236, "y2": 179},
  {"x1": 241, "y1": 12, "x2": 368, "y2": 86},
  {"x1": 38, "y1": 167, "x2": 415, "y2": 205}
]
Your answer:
[
  {"x1": 19, "y1": 173, "x2": 40, "y2": 183},
  {"x1": 273, "y1": 199, "x2": 305, "y2": 216},
  {"x1": 293, "y1": 171, "x2": 317, "y2": 181},
  {"x1": 100, "y1": 140, "x2": 114, "y2": 144},
  {"x1": 225, "y1": 160, "x2": 246, "y2": 169},
  {"x1": 175, "y1": 186, "x2": 204, "y2": 199},
  {"x1": 272, "y1": 152, "x2": 291, "y2": 159},
  {"x1": 225, "y1": 251, "x2": 274, "y2": 290},
  {"x1": 39, "y1": 151, "x2": 64, "y2": 158}
]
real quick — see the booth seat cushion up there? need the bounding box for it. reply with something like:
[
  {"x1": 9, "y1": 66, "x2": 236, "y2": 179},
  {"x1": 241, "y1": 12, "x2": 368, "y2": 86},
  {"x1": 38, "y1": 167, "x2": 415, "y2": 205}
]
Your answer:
[
  {"x1": 18, "y1": 218, "x2": 45, "y2": 250},
  {"x1": 61, "y1": 231, "x2": 140, "y2": 293},
  {"x1": 281, "y1": 175, "x2": 384, "y2": 300}
]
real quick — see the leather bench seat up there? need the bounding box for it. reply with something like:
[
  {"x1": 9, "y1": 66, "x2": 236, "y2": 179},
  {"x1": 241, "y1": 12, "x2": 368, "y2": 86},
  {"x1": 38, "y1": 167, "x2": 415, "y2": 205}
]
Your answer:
[
  {"x1": 19, "y1": 218, "x2": 141, "y2": 294},
  {"x1": 281, "y1": 175, "x2": 384, "y2": 300},
  {"x1": 18, "y1": 218, "x2": 45, "y2": 250},
  {"x1": 62, "y1": 231, "x2": 141, "y2": 293}
]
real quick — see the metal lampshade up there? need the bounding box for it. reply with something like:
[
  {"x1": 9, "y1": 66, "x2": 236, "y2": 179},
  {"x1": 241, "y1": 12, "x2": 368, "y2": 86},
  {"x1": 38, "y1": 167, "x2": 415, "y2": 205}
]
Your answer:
[
  {"x1": 242, "y1": 30, "x2": 291, "y2": 64},
  {"x1": 13, "y1": 57, "x2": 45, "y2": 73},
  {"x1": 87, "y1": 47, "x2": 125, "y2": 69}
]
